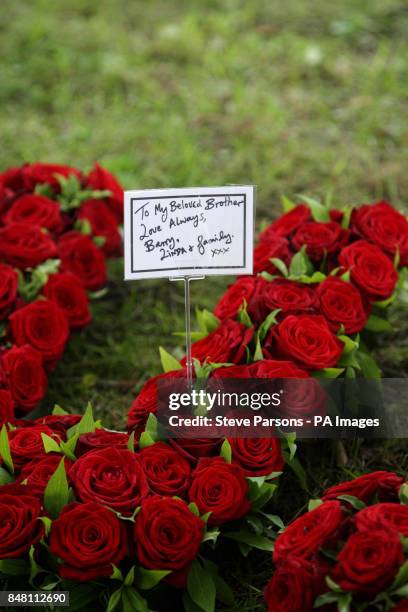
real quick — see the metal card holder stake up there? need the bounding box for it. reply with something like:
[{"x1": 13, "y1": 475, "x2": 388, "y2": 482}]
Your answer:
[{"x1": 169, "y1": 275, "x2": 205, "y2": 390}]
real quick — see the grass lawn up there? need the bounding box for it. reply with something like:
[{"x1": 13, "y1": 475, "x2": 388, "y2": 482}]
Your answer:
[{"x1": 1, "y1": 1, "x2": 407, "y2": 608}]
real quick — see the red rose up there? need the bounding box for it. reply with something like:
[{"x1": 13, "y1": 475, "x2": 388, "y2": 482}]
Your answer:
[
  {"x1": 127, "y1": 369, "x2": 185, "y2": 438},
  {"x1": 58, "y1": 231, "x2": 107, "y2": 290},
  {"x1": 338, "y1": 240, "x2": 398, "y2": 301},
  {"x1": 18, "y1": 454, "x2": 73, "y2": 497},
  {"x1": 49, "y1": 502, "x2": 128, "y2": 581},
  {"x1": 70, "y1": 447, "x2": 149, "y2": 516},
  {"x1": 0, "y1": 263, "x2": 18, "y2": 320},
  {"x1": 9, "y1": 300, "x2": 70, "y2": 367},
  {"x1": 351, "y1": 201, "x2": 408, "y2": 266},
  {"x1": 138, "y1": 441, "x2": 192, "y2": 496},
  {"x1": 323, "y1": 470, "x2": 403, "y2": 503},
  {"x1": 169, "y1": 438, "x2": 223, "y2": 463},
  {"x1": 188, "y1": 457, "x2": 251, "y2": 525},
  {"x1": 34, "y1": 413, "x2": 81, "y2": 436},
  {"x1": 265, "y1": 314, "x2": 344, "y2": 369},
  {"x1": 260, "y1": 204, "x2": 311, "y2": 239},
  {"x1": 8, "y1": 424, "x2": 61, "y2": 471},
  {"x1": 252, "y1": 278, "x2": 318, "y2": 323},
  {"x1": 42, "y1": 273, "x2": 91, "y2": 329},
  {"x1": 250, "y1": 359, "x2": 309, "y2": 378},
  {"x1": 0, "y1": 494, "x2": 43, "y2": 558},
  {"x1": 229, "y1": 438, "x2": 284, "y2": 477},
  {"x1": 214, "y1": 275, "x2": 266, "y2": 321},
  {"x1": 133, "y1": 496, "x2": 204, "y2": 587},
  {"x1": 0, "y1": 166, "x2": 27, "y2": 194},
  {"x1": 0, "y1": 389, "x2": 15, "y2": 426},
  {"x1": 86, "y1": 163, "x2": 124, "y2": 222},
  {"x1": 211, "y1": 364, "x2": 252, "y2": 378},
  {"x1": 78, "y1": 200, "x2": 122, "y2": 256},
  {"x1": 273, "y1": 501, "x2": 345, "y2": 563},
  {"x1": 332, "y1": 528, "x2": 404, "y2": 596},
  {"x1": 3, "y1": 194, "x2": 63, "y2": 234},
  {"x1": 316, "y1": 276, "x2": 369, "y2": 334},
  {"x1": 291, "y1": 221, "x2": 349, "y2": 262},
  {"x1": 356, "y1": 503, "x2": 408, "y2": 537},
  {"x1": 1, "y1": 345, "x2": 47, "y2": 412},
  {"x1": 76, "y1": 428, "x2": 129, "y2": 456},
  {"x1": 185, "y1": 319, "x2": 254, "y2": 366},
  {"x1": 253, "y1": 234, "x2": 291, "y2": 274},
  {"x1": 22, "y1": 163, "x2": 82, "y2": 190},
  {"x1": 264, "y1": 558, "x2": 316, "y2": 612},
  {"x1": 0, "y1": 222, "x2": 57, "y2": 269}
]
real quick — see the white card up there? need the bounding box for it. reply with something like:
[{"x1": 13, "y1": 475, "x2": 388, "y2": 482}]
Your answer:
[{"x1": 124, "y1": 186, "x2": 254, "y2": 280}]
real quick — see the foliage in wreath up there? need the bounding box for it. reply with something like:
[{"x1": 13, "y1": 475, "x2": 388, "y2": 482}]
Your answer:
[
  {"x1": 0, "y1": 404, "x2": 285, "y2": 612},
  {"x1": 264, "y1": 470, "x2": 408, "y2": 611},
  {"x1": 0, "y1": 162, "x2": 123, "y2": 423}
]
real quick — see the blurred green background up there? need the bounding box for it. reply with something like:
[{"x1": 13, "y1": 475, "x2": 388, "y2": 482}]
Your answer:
[
  {"x1": 1, "y1": 0, "x2": 407, "y2": 431},
  {"x1": 1, "y1": 2, "x2": 407, "y2": 609},
  {"x1": 0, "y1": 0, "x2": 408, "y2": 427}
]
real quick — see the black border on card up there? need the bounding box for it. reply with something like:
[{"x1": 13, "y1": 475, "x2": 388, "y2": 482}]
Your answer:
[{"x1": 130, "y1": 194, "x2": 247, "y2": 274}]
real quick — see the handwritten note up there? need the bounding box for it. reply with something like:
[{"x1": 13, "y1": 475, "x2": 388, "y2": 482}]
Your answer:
[{"x1": 124, "y1": 186, "x2": 254, "y2": 280}]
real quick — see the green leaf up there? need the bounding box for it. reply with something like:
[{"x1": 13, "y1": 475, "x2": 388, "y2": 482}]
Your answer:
[
  {"x1": 111, "y1": 565, "x2": 124, "y2": 582},
  {"x1": 0, "y1": 424, "x2": 13, "y2": 473},
  {"x1": 17, "y1": 259, "x2": 61, "y2": 302},
  {"x1": 220, "y1": 439, "x2": 232, "y2": 463},
  {"x1": 341, "y1": 206, "x2": 352, "y2": 229},
  {"x1": 283, "y1": 431, "x2": 297, "y2": 460},
  {"x1": 296, "y1": 194, "x2": 330, "y2": 222},
  {"x1": 365, "y1": 314, "x2": 393, "y2": 332},
  {"x1": 391, "y1": 559, "x2": 408, "y2": 590},
  {"x1": 75, "y1": 402, "x2": 96, "y2": 435},
  {"x1": 281, "y1": 195, "x2": 296, "y2": 213},
  {"x1": 202, "y1": 527, "x2": 220, "y2": 544},
  {"x1": 38, "y1": 516, "x2": 52, "y2": 537},
  {"x1": 237, "y1": 300, "x2": 253, "y2": 328},
  {"x1": 374, "y1": 293, "x2": 396, "y2": 309},
  {"x1": 201, "y1": 559, "x2": 235, "y2": 606},
  {"x1": 187, "y1": 560, "x2": 216, "y2": 612},
  {"x1": 41, "y1": 432, "x2": 62, "y2": 454},
  {"x1": 338, "y1": 335, "x2": 359, "y2": 354},
  {"x1": 399, "y1": 483, "x2": 408, "y2": 505},
  {"x1": 128, "y1": 430, "x2": 135, "y2": 452},
  {"x1": 270, "y1": 258, "x2": 288, "y2": 277},
  {"x1": 340, "y1": 269, "x2": 350, "y2": 282},
  {"x1": 107, "y1": 588, "x2": 122, "y2": 612},
  {"x1": 253, "y1": 333, "x2": 263, "y2": 361},
  {"x1": 182, "y1": 591, "x2": 204, "y2": 612},
  {"x1": 312, "y1": 367, "x2": 345, "y2": 379},
  {"x1": 124, "y1": 565, "x2": 135, "y2": 587},
  {"x1": 139, "y1": 432, "x2": 155, "y2": 449},
  {"x1": 145, "y1": 413, "x2": 159, "y2": 440},
  {"x1": 289, "y1": 247, "x2": 308, "y2": 277},
  {"x1": 337, "y1": 495, "x2": 366, "y2": 510},
  {"x1": 293, "y1": 271, "x2": 326, "y2": 284},
  {"x1": 223, "y1": 531, "x2": 274, "y2": 552},
  {"x1": 0, "y1": 466, "x2": 13, "y2": 485},
  {"x1": 59, "y1": 432, "x2": 79, "y2": 460},
  {"x1": 43, "y1": 457, "x2": 70, "y2": 519},
  {"x1": 121, "y1": 587, "x2": 148, "y2": 612},
  {"x1": 314, "y1": 591, "x2": 343, "y2": 608},
  {"x1": 196, "y1": 309, "x2": 220, "y2": 334},
  {"x1": 52, "y1": 405, "x2": 68, "y2": 415},
  {"x1": 159, "y1": 346, "x2": 182, "y2": 373},
  {"x1": 355, "y1": 351, "x2": 381, "y2": 379},
  {"x1": 258, "y1": 309, "x2": 281, "y2": 342},
  {"x1": 188, "y1": 502, "x2": 200, "y2": 516},
  {"x1": 308, "y1": 499, "x2": 323, "y2": 511},
  {"x1": 134, "y1": 567, "x2": 171, "y2": 590},
  {"x1": 0, "y1": 558, "x2": 29, "y2": 575},
  {"x1": 74, "y1": 218, "x2": 92, "y2": 235}
]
